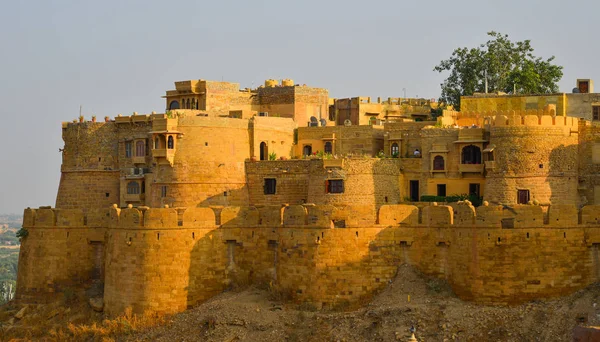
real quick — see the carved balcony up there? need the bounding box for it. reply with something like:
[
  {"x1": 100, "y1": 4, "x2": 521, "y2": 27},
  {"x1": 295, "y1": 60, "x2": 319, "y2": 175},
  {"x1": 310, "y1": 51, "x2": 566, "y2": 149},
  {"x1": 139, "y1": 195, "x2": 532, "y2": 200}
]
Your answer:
[
  {"x1": 459, "y1": 163, "x2": 484, "y2": 174},
  {"x1": 484, "y1": 160, "x2": 496, "y2": 170}
]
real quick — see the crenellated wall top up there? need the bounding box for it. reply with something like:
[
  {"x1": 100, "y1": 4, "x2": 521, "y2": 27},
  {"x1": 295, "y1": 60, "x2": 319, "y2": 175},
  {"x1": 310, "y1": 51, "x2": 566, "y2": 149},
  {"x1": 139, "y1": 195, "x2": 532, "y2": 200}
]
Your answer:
[{"x1": 21, "y1": 203, "x2": 600, "y2": 229}]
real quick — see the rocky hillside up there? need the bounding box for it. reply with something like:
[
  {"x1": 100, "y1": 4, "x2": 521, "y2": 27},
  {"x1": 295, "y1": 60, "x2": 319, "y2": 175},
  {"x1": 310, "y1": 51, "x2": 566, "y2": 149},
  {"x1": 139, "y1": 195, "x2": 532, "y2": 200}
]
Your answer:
[{"x1": 2, "y1": 265, "x2": 600, "y2": 341}]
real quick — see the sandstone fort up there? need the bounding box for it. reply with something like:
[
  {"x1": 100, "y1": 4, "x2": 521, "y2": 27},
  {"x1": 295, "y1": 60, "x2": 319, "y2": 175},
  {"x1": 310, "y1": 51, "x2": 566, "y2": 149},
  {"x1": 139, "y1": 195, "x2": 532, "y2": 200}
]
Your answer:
[{"x1": 15, "y1": 77, "x2": 600, "y2": 316}]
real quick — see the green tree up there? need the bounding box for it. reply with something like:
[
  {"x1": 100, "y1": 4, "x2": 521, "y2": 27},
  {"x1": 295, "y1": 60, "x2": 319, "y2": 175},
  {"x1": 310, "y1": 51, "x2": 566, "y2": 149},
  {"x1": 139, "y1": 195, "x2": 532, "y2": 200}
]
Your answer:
[{"x1": 434, "y1": 31, "x2": 563, "y2": 110}]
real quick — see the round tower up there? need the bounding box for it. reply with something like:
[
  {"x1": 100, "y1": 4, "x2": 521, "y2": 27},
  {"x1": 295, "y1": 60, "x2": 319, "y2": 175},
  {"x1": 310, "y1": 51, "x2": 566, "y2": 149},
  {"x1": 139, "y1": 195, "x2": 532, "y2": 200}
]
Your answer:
[
  {"x1": 281, "y1": 79, "x2": 294, "y2": 87},
  {"x1": 264, "y1": 79, "x2": 278, "y2": 88},
  {"x1": 483, "y1": 111, "x2": 579, "y2": 206}
]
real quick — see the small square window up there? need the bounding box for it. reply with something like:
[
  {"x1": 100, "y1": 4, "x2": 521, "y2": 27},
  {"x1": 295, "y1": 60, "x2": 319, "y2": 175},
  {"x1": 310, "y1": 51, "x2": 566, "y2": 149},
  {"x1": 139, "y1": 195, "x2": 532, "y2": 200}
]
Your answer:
[
  {"x1": 264, "y1": 178, "x2": 276, "y2": 195},
  {"x1": 327, "y1": 179, "x2": 344, "y2": 194},
  {"x1": 517, "y1": 189, "x2": 530, "y2": 204},
  {"x1": 437, "y1": 184, "x2": 446, "y2": 197}
]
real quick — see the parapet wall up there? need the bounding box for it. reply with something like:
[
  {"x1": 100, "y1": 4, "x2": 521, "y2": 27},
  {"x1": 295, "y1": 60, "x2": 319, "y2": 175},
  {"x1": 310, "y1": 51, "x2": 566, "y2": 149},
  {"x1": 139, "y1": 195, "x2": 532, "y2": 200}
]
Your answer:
[
  {"x1": 17, "y1": 203, "x2": 600, "y2": 316},
  {"x1": 440, "y1": 108, "x2": 578, "y2": 132},
  {"x1": 24, "y1": 202, "x2": 600, "y2": 230}
]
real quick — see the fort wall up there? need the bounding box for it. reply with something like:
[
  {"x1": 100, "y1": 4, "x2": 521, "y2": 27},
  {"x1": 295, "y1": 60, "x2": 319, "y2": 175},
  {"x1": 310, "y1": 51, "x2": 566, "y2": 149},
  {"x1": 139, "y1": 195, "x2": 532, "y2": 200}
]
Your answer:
[
  {"x1": 246, "y1": 159, "x2": 402, "y2": 212},
  {"x1": 246, "y1": 160, "x2": 311, "y2": 206},
  {"x1": 17, "y1": 203, "x2": 600, "y2": 315},
  {"x1": 154, "y1": 116, "x2": 251, "y2": 208},
  {"x1": 16, "y1": 209, "x2": 105, "y2": 301},
  {"x1": 485, "y1": 115, "x2": 579, "y2": 205},
  {"x1": 56, "y1": 171, "x2": 120, "y2": 211},
  {"x1": 56, "y1": 122, "x2": 121, "y2": 211}
]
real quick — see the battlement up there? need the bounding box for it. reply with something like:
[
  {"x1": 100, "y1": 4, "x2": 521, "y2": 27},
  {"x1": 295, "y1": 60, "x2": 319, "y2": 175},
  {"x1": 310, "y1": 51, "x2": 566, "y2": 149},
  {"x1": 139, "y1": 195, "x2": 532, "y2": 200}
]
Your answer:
[
  {"x1": 355, "y1": 96, "x2": 431, "y2": 106},
  {"x1": 378, "y1": 203, "x2": 594, "y2": 228},
  {"x1": 61, "y1": 112, "x2": 167, "y2": 127},
  {"x1": 22, "y1": 204, "x2": 376, "y2": 229},
  {"x1": 445, "y1": 108, "x2": 580, "y2": 129},
  {"x1": 23, "y1": 203, "x2": 600, "y2": 230},
  {"x1": 61, "y1": 112, "x2": 298, "y2": 130},
  {"x1": 487, "y1": 113, "x2": 578, "y2": 129}
]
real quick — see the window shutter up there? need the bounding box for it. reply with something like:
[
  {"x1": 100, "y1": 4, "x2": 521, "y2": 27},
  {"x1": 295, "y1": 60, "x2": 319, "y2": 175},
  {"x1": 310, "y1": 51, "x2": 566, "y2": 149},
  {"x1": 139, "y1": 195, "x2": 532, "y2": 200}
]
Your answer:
[{"x1": 325, "y1": 180, "x2": 329, "y2": 193}]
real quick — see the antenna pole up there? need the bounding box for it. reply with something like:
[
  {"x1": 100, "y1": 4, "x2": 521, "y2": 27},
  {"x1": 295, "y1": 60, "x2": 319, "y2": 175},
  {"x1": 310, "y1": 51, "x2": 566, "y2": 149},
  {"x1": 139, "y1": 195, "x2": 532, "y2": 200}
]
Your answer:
[{"x1": 485, "y1": 70, "x2": 488, "y2": 94}]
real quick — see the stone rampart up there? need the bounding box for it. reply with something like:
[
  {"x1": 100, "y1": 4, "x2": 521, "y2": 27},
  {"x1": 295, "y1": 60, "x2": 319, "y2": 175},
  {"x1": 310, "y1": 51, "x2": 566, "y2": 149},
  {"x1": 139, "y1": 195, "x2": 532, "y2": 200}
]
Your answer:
[{"x1": 17, "y1": 203, "x2": 600, "y2": 316}]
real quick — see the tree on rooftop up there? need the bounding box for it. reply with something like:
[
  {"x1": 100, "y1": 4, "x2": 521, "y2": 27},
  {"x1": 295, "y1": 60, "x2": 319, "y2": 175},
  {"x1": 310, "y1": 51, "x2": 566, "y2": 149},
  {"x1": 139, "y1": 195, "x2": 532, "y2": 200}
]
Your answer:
[{"x1": 434, "y1": 31, "x2": 563, "y2": 111}]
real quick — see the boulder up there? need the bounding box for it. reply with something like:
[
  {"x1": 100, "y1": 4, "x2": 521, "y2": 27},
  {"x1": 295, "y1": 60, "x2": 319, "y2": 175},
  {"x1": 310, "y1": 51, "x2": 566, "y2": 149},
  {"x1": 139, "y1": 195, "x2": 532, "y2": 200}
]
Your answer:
[{"x1": 89, "y1": 297, "x2": 104, "y2": 312}]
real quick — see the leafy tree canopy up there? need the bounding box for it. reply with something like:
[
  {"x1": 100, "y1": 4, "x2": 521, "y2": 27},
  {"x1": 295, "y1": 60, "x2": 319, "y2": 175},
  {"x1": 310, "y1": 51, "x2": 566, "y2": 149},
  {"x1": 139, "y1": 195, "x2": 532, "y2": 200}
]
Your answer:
[{"x1": 434, "y1": 31, "x2": 563, "y2": 110}]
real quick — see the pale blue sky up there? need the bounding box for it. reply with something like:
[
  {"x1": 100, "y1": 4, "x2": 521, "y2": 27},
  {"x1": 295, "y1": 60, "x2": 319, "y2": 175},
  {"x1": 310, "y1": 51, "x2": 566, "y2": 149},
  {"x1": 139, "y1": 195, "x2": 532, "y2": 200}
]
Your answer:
[{"x1": 0, "y1": 0, "x2": 598, "y2": 214}]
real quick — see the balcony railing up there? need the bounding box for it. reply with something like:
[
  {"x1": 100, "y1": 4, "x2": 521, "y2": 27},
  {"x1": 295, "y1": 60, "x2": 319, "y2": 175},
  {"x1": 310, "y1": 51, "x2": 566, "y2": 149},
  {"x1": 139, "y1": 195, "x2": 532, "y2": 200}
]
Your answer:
[
  {"x1": 152, "y1": 149, "x2": 175, "y2": 158},
  {"x1": 459, "y1": 163, "x2": 484, "y2": 173},
  {"x1": 484, "y1": 160, "x2": 496, "y2": 170},
  {"x1": 125, "y1": 167, "x2": 151, "y2": 179},
  {"x1": 124, "y1": 193, "x2": 144, "y2": 202},
  {"x1": 132, "y1": 156, "x2": 146, "y2": 164}
]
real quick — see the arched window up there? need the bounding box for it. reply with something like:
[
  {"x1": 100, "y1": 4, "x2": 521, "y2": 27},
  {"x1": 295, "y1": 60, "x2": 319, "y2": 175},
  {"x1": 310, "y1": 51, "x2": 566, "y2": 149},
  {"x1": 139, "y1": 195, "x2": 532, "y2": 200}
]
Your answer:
[
  {"x1": 324, "y1": 141, "x2": 333, "y2": 154},
  {"x1": 433, "y1": 155, "x2": 445, "y2": 170},
  {"x1": 167, "y1": 136, "x2": 174, "y2": 149},
  {"x1": 303, "y1": 145, "x2": 312, "y2": 156},
  {"x1": 260, "y1": 142, "x2": 268, "y2": 161},
  {"x1": 127, "y1": 181, "x2": 140, "y2": 195},
  {"x1": 169, "y1": 101, "x2": 180, "y2": 110},
  {"x1": 391, "y1": 143, "x2": 399, "y2": 157},
  {"x1": 135, "y1": 141, "x2": 145, "y2": 157},
  {"x1": 186, "y1": 99, "x2": 191, "y2": 109},
  {"x1": 461, "y1": 145, "x2": 481, "y2": 164},
  {"x1": 191, "y1": 99, "x2": 195, "y2": 110}
]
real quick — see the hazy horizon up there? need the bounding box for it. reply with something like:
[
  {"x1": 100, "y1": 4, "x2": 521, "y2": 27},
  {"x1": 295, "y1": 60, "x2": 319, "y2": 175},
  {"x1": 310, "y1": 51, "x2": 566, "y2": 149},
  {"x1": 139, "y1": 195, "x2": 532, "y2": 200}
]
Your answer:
[{"x1": 1, "y1": 0, "x2": 598, "y2": 214}]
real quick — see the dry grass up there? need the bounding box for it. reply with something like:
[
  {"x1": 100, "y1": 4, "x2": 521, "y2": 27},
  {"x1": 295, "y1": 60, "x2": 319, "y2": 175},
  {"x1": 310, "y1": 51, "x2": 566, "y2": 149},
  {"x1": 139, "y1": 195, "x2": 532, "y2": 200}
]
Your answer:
[
  {"x1": 2, "y1": 305, "x2": 167, "y2": 342},
  {"x1": 54, "y1": 307, "x2": 166, "y2": 341}
]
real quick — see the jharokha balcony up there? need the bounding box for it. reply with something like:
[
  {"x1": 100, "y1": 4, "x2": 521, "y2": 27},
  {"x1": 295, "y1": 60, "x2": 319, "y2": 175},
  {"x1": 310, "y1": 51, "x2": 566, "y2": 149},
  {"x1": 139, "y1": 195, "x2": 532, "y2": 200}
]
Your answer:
[
  {"x1": 152, "y1": 148, "x2": 176, "y2": 158},
  {"x1": 459, "y1": 162, "x2": 484, "y2": 174}
]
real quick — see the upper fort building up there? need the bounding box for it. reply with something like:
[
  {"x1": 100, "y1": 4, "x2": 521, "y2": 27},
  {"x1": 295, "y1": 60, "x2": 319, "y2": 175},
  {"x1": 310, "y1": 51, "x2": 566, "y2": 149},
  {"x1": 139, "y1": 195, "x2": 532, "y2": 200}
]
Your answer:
[{"x1": 56, "y1": 77, "x2": 600, "y2": 212}]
